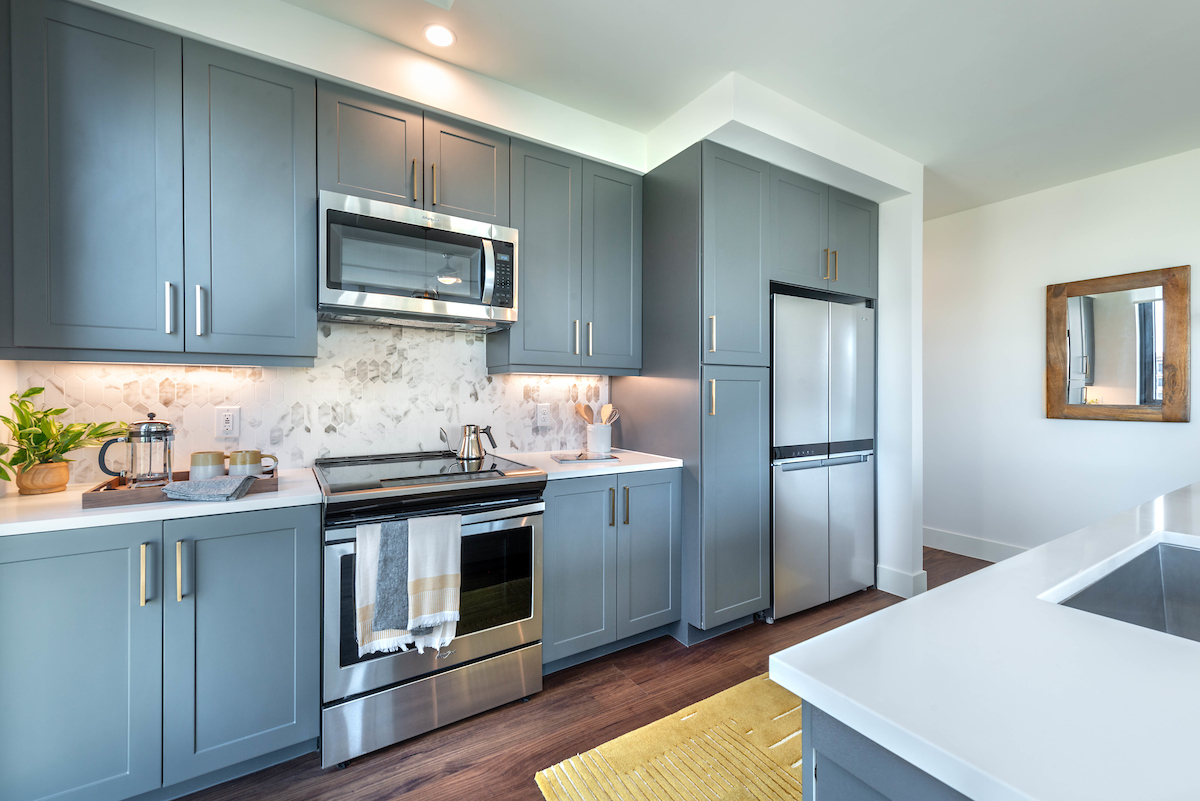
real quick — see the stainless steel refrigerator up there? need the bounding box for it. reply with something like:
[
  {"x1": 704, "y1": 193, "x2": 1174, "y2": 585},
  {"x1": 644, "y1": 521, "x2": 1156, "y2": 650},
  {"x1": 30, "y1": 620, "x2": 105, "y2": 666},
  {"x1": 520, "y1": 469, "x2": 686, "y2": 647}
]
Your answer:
[{"x1": 770, "y1": 293, "x2": 876, "y2": 621}]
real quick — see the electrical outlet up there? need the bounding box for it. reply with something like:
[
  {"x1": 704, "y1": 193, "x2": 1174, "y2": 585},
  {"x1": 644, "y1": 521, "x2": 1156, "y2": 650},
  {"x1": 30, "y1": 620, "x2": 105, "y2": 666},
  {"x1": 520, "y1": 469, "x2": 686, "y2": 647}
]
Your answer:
[
  {"x1": 536, "y1": 403, "x2": 551, "y2": 428},
  {"x1": 216, "y1": 406, "x2": 240, "y2": 438}
]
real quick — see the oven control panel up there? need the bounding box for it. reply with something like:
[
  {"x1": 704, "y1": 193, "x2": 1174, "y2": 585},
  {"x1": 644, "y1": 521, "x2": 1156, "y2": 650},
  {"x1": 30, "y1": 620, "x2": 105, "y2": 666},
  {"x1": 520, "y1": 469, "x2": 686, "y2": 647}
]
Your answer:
[{"x1": 491, "y1": 242, "x2": 515, "y2": 308}]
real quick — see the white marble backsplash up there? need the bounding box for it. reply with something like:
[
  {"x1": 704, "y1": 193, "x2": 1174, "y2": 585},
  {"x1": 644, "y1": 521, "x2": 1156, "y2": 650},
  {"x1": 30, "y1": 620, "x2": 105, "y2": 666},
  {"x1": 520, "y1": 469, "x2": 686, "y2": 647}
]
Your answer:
[{"x1": 12, "y1": 323, "x2": 608, "y2": 485}]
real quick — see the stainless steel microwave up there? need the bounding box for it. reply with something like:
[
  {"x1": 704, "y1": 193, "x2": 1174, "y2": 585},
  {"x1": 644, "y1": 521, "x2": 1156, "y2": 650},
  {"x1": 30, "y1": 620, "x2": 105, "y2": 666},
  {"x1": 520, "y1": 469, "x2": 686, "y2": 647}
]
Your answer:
[{"x1": 318, "y1": 190, "x2": 518, "y2": 331}]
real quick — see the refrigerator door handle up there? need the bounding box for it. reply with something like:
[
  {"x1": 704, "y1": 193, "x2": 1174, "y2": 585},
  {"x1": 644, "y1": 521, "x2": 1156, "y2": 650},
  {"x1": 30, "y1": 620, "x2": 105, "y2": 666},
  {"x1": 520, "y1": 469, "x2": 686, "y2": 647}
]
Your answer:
[
  {"x1": 781, "y1": 460, "x2": 824, "y2": 472},
  {"x1": 823, "y1": 455, "x2": 870, "y2": 467}
]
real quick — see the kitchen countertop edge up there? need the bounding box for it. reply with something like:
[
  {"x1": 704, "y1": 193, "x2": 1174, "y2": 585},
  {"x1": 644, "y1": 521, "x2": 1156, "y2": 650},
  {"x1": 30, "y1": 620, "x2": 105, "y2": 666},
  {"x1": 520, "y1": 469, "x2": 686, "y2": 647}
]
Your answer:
[{"x1": 498, "y1": 449, "x2": 683, "y2": 479}]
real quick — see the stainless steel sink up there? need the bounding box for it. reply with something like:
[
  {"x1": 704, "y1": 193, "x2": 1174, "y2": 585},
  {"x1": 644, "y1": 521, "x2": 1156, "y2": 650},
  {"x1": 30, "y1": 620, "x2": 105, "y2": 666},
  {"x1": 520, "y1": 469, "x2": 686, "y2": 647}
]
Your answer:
[{"x1": 1060, "y1": 543, "x2": 1200, "y2": 642}]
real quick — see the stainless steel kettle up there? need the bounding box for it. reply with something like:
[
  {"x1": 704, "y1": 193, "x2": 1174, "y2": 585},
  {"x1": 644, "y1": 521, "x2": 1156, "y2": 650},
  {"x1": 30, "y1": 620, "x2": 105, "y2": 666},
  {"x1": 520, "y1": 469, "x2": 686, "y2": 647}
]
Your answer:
[{"x1": 453, "y1": 424, "x2": 496, "y2": 461}]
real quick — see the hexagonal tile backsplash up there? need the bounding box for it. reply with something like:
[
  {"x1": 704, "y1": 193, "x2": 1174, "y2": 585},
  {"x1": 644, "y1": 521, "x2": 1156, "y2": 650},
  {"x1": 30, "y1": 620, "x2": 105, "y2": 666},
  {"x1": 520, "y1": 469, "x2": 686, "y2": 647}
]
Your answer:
[{"x1": 14, "y1": 323, "x2": 609, "y2": 484}]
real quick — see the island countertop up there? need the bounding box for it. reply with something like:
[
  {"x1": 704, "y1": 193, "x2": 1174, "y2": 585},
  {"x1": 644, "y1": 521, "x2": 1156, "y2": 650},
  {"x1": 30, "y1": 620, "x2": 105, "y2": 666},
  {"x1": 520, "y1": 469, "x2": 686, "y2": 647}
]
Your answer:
[
  {"x1": 769, "y1": 480, "x2": 1200, "y2": 801},
  {"x1": 497, "y1": 448, "x2": 682, "y2": 480}
]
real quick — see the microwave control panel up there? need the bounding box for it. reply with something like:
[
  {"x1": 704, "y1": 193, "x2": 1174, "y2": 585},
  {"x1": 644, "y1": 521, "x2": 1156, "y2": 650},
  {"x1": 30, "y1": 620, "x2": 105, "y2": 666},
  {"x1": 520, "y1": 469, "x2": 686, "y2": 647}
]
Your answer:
[{"x1": 491, "y1": 242, "x2": 515, "y2": 307}]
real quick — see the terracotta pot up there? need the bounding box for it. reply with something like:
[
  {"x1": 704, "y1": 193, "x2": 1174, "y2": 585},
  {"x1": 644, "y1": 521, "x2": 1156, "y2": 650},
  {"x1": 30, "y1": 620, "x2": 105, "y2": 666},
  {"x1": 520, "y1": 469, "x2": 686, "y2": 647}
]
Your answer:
[{"x1": 15, "y1": 461, "x2": 71, "y2": 495}]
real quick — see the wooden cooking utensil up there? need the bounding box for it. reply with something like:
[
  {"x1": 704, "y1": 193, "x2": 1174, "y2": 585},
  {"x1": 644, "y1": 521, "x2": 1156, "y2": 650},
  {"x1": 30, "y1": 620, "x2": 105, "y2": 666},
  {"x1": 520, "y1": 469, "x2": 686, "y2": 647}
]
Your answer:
[
  {"x1": 576, "y1": 403, "x2": 594, "y2": 424},
  {"x1": 600, "y1": 404, "x2": 613, "y2": 424}
]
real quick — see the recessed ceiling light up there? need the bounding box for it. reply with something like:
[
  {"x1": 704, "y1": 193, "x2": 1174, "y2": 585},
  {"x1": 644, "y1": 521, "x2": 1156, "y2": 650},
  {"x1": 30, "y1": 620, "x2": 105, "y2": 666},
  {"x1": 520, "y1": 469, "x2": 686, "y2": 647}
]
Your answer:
[{"x1": 424, "y1": 24, "x2": 455, "y2": 47}]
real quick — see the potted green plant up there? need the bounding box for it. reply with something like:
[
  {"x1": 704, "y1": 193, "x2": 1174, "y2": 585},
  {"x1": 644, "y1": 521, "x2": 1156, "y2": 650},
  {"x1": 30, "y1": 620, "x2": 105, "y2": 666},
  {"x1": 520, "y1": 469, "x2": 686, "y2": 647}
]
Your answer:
[{"x1": 0, "y1": 387, "x2": 125, "y2": 495}]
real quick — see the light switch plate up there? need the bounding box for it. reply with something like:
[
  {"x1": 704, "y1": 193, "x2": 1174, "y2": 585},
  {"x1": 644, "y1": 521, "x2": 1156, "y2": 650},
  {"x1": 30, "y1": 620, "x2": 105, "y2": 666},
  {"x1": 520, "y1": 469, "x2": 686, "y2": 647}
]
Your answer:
[
  {"x1": 216, "y1": 406, "x2": 240, "y2": 438},
  {"x1": 536, "y1": 403, "x2": 551, "y2": 428}
]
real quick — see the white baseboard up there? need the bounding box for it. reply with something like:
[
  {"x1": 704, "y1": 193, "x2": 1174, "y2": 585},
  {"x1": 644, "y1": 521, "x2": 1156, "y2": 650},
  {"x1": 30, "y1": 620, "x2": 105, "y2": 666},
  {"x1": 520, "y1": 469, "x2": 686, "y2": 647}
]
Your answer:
[
  {"x1": 876, "y1": 564, "x2": 928, "y2": 598},
  {"x1": 923, "y1": 526, "x2": 1026, "y2": 563}
]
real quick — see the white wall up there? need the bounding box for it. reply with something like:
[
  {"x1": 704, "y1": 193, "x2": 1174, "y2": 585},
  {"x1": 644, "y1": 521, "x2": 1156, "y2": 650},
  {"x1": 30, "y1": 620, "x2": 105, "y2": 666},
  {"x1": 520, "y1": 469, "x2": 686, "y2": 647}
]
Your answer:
[{"x1": 924, "y1": 146, "x2": 1200, "y2": 556}]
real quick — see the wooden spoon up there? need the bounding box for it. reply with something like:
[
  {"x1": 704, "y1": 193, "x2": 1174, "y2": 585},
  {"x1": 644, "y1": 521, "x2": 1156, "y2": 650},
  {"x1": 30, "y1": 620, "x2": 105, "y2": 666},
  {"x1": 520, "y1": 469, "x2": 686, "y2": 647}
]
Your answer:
[
  {"x1": 600, "y1": 404, "x2": 613, "y2": 425},
  {"x1": 576, "y1": 403, "x2": 593, "y2": 424}
]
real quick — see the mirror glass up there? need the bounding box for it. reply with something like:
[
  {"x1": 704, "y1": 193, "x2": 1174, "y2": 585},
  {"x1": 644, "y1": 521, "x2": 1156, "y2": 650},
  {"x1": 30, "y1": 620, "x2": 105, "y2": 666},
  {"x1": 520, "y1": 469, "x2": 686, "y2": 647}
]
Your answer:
[{"x1": 1066, "y1": 286, "x2": 1164, "y2": 406}]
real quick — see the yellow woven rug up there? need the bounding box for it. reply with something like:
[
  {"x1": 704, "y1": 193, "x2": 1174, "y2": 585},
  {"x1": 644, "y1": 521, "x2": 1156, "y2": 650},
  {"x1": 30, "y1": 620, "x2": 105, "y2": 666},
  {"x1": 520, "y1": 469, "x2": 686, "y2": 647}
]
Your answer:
[{"x1": 535, "y1": 674, "x2": 804, "y2": 801}]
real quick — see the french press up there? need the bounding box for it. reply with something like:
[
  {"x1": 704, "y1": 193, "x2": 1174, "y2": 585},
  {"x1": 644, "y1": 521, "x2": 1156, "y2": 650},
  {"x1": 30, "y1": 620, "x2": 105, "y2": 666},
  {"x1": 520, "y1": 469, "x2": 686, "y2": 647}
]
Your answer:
[{"x1": 98, "y1": 412, "x2": 175, "y2": 487}]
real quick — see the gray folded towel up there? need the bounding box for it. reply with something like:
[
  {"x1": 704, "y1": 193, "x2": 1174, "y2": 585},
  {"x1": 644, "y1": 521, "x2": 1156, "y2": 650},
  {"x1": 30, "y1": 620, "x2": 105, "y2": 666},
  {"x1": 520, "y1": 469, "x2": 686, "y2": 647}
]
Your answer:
[
  {"x1": 374, "y1": 519, "x2": 432, "y2": 635},
  {"x1": 162, "y1": 475, "x2": 257, "y2": 502}
]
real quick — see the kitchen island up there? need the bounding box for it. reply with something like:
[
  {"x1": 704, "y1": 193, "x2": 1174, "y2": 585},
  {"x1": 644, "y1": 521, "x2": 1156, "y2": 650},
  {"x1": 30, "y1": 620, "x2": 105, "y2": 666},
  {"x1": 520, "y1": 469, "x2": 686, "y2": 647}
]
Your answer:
[{"x1": 770, "y1": 480, "x2": 1200, "y2": 800}]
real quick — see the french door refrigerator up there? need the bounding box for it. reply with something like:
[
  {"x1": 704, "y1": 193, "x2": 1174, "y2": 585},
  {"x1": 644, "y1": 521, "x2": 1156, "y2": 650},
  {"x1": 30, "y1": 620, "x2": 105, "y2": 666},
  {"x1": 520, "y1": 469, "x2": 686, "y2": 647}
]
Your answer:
[{"x1": 771, "y1": 292, "x2": 876, "y2": 620}]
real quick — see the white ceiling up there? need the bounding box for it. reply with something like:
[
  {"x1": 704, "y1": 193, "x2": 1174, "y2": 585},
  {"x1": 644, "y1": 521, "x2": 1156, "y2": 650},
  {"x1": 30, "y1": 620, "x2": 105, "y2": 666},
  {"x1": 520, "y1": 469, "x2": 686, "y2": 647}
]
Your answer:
[{"x1": 283, "y1": 0, "x2": 1200, "y2": 219}]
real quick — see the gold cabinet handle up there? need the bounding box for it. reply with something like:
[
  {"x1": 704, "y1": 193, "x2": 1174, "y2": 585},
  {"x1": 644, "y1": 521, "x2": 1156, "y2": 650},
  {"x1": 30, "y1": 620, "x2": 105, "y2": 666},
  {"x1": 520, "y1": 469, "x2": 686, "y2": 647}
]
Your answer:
[
  {"x1": 176, "y1": 540, "x2": 184, "y2": 602},
  {"x1": 432, "y1": 163, "x2": 437, "y2": 205},
  {"x1": 588, "y1": 322, "x2": 593, "y2": 357},
  {"x1": 709, "y1": 315, "x2": 717, "y2": 352},
  {"x1": 574, "y1": 320, "x2": 580, "y2": 355},
  {"x1": 609, "y1": 487, "x2": 616, "y2": 527},
  {"x1": 624, "y1": 486, "x2": 630, "y2": 525},
  {"x1": 140, "y1": 543, "x2": 148, "y2": 607},
  {"x1": 709, "y1": 379, "x2": 716, "y2": 416},
  {"x1": 823, "y1": 249, "x2": 830, "y2": 280},
  {"x1": 833, "y1": 250, "x2": 839, "y2": 281},
  {"x1": 412, "y1": 158, "x2": 419, "y2": 202}
]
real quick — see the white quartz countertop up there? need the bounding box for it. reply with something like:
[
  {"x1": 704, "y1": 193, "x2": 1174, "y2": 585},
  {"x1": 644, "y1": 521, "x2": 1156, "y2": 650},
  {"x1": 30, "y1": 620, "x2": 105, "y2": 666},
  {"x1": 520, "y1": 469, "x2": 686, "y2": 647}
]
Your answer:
[
  {"x1": 769, "y1": 481, "x2": 1200, "y2": 801},
  {"x1": 498, "y1": 449, "x2": 682, "y2": 480},
  {"x1": 0, "y1": 469, "x2": 322, "y2": 537}
]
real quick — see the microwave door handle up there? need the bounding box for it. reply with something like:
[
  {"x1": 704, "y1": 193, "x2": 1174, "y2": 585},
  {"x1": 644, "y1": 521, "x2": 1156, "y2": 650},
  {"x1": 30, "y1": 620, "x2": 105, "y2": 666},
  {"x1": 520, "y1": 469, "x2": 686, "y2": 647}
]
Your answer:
[{"x1": 481, "y1": 239, "x2": 496, "y2": 305}]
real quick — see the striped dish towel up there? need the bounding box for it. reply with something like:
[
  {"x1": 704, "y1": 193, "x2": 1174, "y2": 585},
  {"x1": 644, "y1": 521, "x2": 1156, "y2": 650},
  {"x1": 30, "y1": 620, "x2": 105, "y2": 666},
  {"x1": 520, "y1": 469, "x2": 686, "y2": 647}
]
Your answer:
[{"x1": 405, "y1": 514, "x2": 461, "y2": 652}]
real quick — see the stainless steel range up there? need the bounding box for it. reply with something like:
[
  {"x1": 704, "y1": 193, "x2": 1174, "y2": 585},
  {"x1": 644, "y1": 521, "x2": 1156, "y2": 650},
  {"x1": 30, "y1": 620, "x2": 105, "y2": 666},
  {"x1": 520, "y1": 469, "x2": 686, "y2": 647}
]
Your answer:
[{"x1": 316, "y1": 451, "x2": 546, "y2": 768}]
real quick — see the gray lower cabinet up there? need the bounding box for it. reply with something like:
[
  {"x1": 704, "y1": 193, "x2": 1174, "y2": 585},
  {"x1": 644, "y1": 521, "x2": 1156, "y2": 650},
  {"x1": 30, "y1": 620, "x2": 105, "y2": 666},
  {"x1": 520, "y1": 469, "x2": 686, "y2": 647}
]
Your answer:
[
  {"x1": 701, "y1": 141, "x2": 770, "y2": 368},
  {"x1": 582, "y1": 161, "x2": 643, "y2": 372},
  {"x1": 543, "y1": 469, "x2": 682, "y2": 664},
  {"x1": 770, "y1": 166, "x2": 828, "y2": 291},
  {"x1": 701, "y1": 366, "x2": 770, "y2": 628},
  {"x1": 828, "y1": 186, "x2": 879, "y2": 299},
  {"x1": 317, "y1": 81, "x2": 423, "y2": 206},
  {"x1": 423, "y1": 113, "x2": 509, "y2": 226},
  {"x1": 0, "y1": 522, "x2": 164, "y2": 801},
  {"x1": 183, "y1": 41, "x2": 317, "y2": 358},
  {"x1": 162, "y1": 506, "x2": 320, "y2": 785},
  {"x1": 11, "y1": 0, "x2": 183, "y2": 352}
]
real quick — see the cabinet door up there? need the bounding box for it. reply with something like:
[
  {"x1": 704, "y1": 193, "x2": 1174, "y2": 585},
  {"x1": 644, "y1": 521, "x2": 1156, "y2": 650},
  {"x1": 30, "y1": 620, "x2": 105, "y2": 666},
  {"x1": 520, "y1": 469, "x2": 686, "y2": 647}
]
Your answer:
[
  {"x1": 162, "y1": 506, "x2": 320, "y2": 785},
  {"x1": 183, "y1": 41, "x2": 317, "y2": 358},
  {"x1": 700, "y1": 365, "x2": 771, "y2": 628},
  {"x1": 582, "y1": 161, "x2": 643, "y2": 372},
  {"x1": 828, "y1": 187, "x2": 878, "y2": 299},
  {"x1": 12, "y1": 0, "x2": 183, "y2": 351},
  {"x1": 503, "y1": 140, "x2": 582, "y2": 369},
  {"x1": 616, "y1": 468, "x2": 681, "y2": 639},
  {"x1": 828, "y1": 456, "x2": 876, "y2": 600},
  {"x1": 0, "y1": 523, "x2": 163, "y2": 801},
  {"x1": 424, "y1": 113, "x2": 509, "y2": 226},
  {"x1": 542, "y1": 475, "x2": 618, "y2": 663},
  {"x1": 770, "y1": 167, "x2": 829, "y2": 290},
  {"x1": 317, "y1": 81, "x2": 423, "y2": 206},
  {"x1": 702, "y1": 142, "x2": 770, "y2": 367}
]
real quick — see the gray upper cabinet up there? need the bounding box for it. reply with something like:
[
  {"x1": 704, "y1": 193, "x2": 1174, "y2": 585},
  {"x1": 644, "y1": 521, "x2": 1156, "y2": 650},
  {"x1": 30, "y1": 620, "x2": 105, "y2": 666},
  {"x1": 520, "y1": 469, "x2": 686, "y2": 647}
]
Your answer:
[
  {"x1": 183, "y1": 41, "x2": 317, "y2": 359},
  {"x1": 11, "y1": 0, "x2": 183, "y2": 352},
  {"x1": 582, "y1": 161, "x2": 643, "y2": 372},
  {"x1": 162, "y1": 506, "x2": 320, "y2": 785},
  {"x1": 616, "y1": 468, "x2": 681, "y2": 639},
  {"x1": 490, "y1": 140, "x2": 582, "y2": 371},
  {"x1": 0, "y1": 522, "x2": 164, "y2": 801},
  {"x1": 770, "y1": 167, "x2": 829, "y2": 291},
  {"x1": 542, "y1": 475, "x2": 618, "y2": 664},
  {"x1": 701, "y1": 365, "x2": 770, "y2": 628},
  {"x1": 702, "y1": 142, "x2": 770, "y2": 367},
  {"x1": 317, "y1": 81, "x2": 423, "y2": 206},
  {"x1": 828, "y1": 187, "x2": 878, "y2": 299},
  {"x1": 423, "y1": 113, "x2": 509, "y2": 226}
]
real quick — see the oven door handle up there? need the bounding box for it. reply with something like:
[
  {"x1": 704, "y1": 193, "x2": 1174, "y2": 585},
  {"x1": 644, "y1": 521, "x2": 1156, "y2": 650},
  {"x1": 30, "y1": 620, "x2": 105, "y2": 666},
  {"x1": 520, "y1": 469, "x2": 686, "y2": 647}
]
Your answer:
[
  {"x1": 481, "y1": 239, "x2": 496, "y2": 305},
  {"x1": 325, "y1": 502, "x2": 545, "y2": 544}
]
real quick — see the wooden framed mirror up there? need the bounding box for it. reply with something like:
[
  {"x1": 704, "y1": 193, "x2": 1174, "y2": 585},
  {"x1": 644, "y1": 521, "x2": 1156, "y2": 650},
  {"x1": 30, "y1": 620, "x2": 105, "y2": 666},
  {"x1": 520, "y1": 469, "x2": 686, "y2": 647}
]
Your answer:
[{"x1": 1047, "y1": 265, "x2": 1190, "y2": 422}]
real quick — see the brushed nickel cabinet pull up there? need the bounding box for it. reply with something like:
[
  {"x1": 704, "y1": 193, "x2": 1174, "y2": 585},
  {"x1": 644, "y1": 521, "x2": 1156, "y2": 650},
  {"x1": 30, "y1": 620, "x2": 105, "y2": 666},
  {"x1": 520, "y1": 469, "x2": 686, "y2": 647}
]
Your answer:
[
  {"x1": 432, "y1": 163, "x2": 437, "y2": 205},
  {"x1": 575, "y1": 320, "x2": 580, "y2": 355},
  {"x1": 140, "y1": 543, "x2": 148, "y2": 607},
  {"x1": 195, "y1": 285, "x2": 204, "y2": 337},
  {"x1": 176, "y1": 540, "x2": 184, "y2": 602},
  {"x1": 588, "y1": 322, "x2": 593, "y2": 357},
  {"x1": 412, "y1": 158, "x2": 419, "y2": 202},
  {"x1": 624, "y1": 486, "x2": 630, "y2": 525},
  {"x1": 710, "y1": 379, "x2": 716, "y2": 416},
  {"x1": 709, "y1": 316, "x2": 717, "y2": 352},
  {"x1": 823, "y1": 249, "x2": 830, "y2": 280},
  {"x1": 164, "y1": 282, "x2": 173, "y2": 334},
  {"x1": 610, "y1": 487, "x2": 616, "y2": 527},
  {"x1": 833, "y1": 250, "x2": 839, "y2": 281}
]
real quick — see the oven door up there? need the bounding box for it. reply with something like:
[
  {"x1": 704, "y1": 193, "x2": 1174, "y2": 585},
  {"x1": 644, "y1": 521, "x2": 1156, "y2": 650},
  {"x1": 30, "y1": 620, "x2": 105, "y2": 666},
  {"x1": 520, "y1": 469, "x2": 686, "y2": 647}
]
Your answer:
[
  {"x1": 318, "y1": 190, "x2": 517, "y2": 327},
  {"x1": 322, "y1": 503, "x2": 542, "y2": 703}
]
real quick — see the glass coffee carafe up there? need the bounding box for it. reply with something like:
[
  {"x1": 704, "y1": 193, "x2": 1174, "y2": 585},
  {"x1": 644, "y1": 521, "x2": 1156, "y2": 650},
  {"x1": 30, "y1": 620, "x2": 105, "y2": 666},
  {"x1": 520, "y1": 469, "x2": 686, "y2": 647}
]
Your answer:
[{"x1": 98, "y1": 413, "x2": 175, "y2": 487}]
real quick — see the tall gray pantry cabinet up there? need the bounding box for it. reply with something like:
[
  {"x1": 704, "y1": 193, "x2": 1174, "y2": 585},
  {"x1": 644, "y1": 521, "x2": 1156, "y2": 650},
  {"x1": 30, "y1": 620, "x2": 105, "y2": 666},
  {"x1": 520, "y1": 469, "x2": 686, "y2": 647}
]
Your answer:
[
  {"x1": 0, "y1": 507, "x2": 320, "y2": 801},
  {"x1": 5, "y1": 0, "x2": 317, "y2": 363}
]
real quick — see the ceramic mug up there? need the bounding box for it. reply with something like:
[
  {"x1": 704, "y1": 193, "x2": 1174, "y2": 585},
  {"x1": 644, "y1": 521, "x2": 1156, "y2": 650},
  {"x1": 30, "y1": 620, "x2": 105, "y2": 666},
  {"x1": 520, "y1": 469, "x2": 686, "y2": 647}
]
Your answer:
[
  {"x1": 229, "y1": 450, "x2": 278, "y2": 476},
  {"x1": 190, "y1": 451, "x2": 228, "y2": 481}
]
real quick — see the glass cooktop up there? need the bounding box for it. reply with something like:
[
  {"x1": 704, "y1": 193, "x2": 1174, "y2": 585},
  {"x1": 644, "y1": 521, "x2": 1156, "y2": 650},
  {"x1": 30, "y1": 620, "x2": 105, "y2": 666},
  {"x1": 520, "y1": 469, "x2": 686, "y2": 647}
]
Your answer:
[{"x1": 314, "y1": 451, "x2": 543, "y2": 497}]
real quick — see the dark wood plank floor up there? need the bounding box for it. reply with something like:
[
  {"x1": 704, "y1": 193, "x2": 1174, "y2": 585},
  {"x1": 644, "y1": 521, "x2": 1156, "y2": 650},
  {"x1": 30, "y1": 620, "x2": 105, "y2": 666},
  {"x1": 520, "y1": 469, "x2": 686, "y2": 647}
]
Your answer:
[{"x1": 182, "y1": 548, "x2": 989, "y2": 801}]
